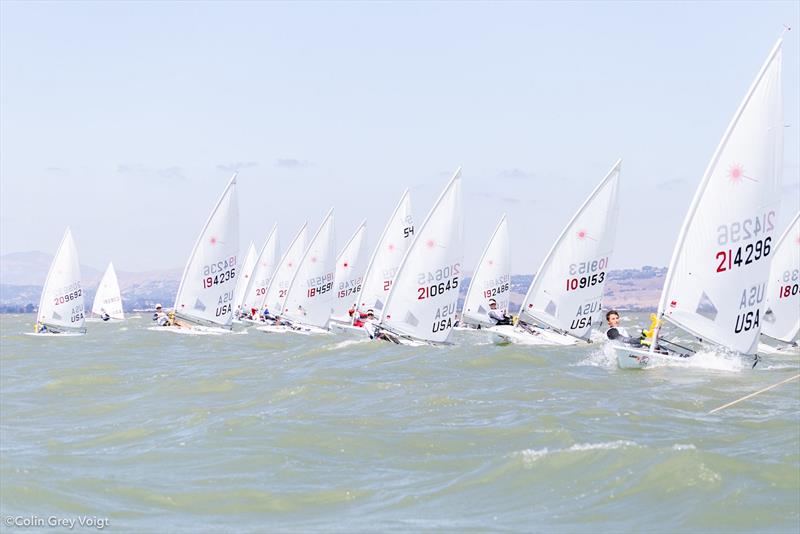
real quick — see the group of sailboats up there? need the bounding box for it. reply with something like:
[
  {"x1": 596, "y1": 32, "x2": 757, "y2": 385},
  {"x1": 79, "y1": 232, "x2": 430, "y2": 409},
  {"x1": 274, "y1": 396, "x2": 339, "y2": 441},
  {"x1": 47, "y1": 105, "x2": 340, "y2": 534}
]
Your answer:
[
  {"x1": 29, "y1": 37, "x2": 797, "y2": 362},
  {"x1": 32, "y1": 229, "x2": 124, "y2": 335}
]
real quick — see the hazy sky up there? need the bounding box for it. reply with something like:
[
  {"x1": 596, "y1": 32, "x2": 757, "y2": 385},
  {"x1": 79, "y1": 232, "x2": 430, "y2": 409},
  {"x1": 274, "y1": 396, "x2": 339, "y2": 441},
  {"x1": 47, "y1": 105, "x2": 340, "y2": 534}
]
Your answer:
[{"x1": 1, "y1": 1, "x2": 798, "y2": 274}]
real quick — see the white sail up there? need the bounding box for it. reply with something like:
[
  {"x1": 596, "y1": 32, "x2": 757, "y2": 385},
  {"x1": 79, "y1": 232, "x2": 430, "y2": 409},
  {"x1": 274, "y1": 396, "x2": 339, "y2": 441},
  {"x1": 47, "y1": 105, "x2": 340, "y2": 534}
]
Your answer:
[
  {"x1": 241, "y1": 224, "x2": 280, "y2": 312},
  {"x1": 282, "y1": 209, "x2": 336, "y2": 328},
  {"x1": 332, "y1": 220, "x2": 368, "y2": 320},
  {"x1": 762, "y1": 213, "x2": 800, "y2": 343},
  {"x1": 173, "y1": 173, "x2": 239, "y2": 328},
  {"x1": 655, "y1": 40, "x2": 783, "y2": 356},
  {"x1": 461, "y1": 215, "x2": 511, "y2": 327},
  {"x1": 233, "y1": 242, "x2": 257, "y2": 311},
  {"x1": 519, "y1": 160, "x2": 621, "y2": 340},
  {"x1": 354, "y1": 190, "x2": 414, "y2": 320},
  {"x1": 380, "y1": 169, "x2": 463, "y2": 343},
  {"x1": 37, "y1": 228, "x2": 85, "y2": 332},
  {"x1": 264, "y1": 223, "x2": 308, "y2": 316},
  {"x1": 91, "y1": 262, "x2": 124, "y2": 319}
]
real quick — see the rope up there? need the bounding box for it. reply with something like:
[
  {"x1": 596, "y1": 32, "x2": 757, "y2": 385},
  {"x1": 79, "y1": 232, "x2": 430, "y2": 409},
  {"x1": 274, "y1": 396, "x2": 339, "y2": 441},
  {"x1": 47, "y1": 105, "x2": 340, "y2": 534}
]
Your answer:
[{"x1": 708, "y1": 374, "x2": 800, "y2": 414}]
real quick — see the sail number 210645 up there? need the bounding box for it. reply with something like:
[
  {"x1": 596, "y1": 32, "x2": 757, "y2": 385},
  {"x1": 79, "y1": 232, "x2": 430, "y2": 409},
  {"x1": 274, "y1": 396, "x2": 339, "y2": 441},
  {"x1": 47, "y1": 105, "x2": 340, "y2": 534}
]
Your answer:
[{"x1": 417, "y1": 263, "x2": 460, "y2": 300}]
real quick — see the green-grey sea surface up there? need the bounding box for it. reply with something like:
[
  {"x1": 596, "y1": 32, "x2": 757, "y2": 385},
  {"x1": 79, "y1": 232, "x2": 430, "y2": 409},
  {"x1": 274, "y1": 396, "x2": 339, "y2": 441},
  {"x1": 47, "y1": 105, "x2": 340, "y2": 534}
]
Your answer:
[{"x1": 1, "y1": 313, "x2": 798, "y2": 533}]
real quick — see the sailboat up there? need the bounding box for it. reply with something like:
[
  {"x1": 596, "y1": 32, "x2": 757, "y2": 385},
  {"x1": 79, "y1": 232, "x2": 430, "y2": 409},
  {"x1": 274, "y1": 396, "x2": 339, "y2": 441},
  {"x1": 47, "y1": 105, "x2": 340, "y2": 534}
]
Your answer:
[
  {"x1": 168, "y1": 173, "x2": 239, "y2": 332},
  {"x1": 263, "y1": 209, "x2": 336, "y2": 335},
  {"x1": 259, "y1": 222, "x2": 307, "y2": 323},
  {"x1": 459, "y1": 214, "x2": 510, "y2": 328},
  {"x1": 240, "y1": 224, "x2": 280, "y2": 319},
  {"x1": 88, "y1": 262, "x2": 124, "y2": 322},
  {"x1": 330, "y1": 219, "x2": 368, "y2": 325},
  {"x1": 232, "y1": 241, "x2": 257, "y2": 319},
  {"x1": 372, "y1": 169, "x2": 462, "y2": 345},
  {"x1": 490, "y1": 160, "x2": 621, "y2": 345},
  {"x1": 613, "y1": 39, "x2": 784, "y2": 369},
  {"x1": 31, "y1": 227, "x2": 86, "y2": 335},
  {"x1": 352, "y1": 190, "x2": 414, "y2": 324},
  {"x1": 759, "y1": 213, "x2": 799, "y2": 354}
]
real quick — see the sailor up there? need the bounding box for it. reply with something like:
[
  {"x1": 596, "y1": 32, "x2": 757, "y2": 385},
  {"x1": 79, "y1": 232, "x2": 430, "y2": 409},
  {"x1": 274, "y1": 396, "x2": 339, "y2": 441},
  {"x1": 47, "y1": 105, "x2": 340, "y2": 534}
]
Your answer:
[
  {"x1": 100, "y1": 308, "x2": 111, "y2": 322},
  {"x1": 605, "y1": 310, "x2": 643, "y2": 346},
  {"x1": 153, "y1": 304, "x2": 170, "y2": 327},
  {"x1": 487, "y1": 299, "x2": 512, "y2": 326}
]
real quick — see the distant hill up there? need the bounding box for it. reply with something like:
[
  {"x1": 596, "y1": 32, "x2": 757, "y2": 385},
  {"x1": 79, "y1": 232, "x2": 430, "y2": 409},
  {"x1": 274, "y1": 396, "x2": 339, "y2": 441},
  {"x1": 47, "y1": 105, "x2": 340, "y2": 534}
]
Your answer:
[
  {"x1": 0, "y1": 251, "x2": 103, "y2": 286},
  {"x1": 0, "y1": 250, "x2": 667, "y2": 313}
]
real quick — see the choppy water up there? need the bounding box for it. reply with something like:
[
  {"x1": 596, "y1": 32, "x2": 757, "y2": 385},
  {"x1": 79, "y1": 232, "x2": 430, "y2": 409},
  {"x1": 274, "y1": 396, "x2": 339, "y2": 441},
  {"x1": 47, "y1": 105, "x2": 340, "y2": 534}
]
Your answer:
[{"x1": 1, "y1": 313, "x2": 798, "y2": 533}]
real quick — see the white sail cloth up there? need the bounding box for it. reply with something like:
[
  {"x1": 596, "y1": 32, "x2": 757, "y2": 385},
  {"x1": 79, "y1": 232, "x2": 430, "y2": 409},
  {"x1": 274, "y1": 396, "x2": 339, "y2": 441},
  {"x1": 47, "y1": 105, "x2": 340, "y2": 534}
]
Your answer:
[
  {"x1": 518, "y1": 160, "x2": 621, "y2": 340},
  {"x1": 762, "y1": 213, "x2": 800, "y2": 343},
  {"x1": 91, "y1": 262, "x2": 124, "y2": 319},
  {"x1": 173, "y1": 173, "x2": 239, "y2": 327},
  {"x1": 461, "y1": 215, "x2": 510, "y2": 327},
  {"x1": 37, "y1": 228, "x2": 85, "y2": 332},
  {"x1": 656, "y1": 40, "x2": 783, "y2": 355},
  {"x1": 380, "y1": 169, "x2": 463, "y2": 343}
]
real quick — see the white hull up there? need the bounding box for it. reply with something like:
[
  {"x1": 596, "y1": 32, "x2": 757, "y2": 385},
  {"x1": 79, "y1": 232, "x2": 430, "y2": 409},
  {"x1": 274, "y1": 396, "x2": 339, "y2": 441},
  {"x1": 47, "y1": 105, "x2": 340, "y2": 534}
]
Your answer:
[
  {"x1": 85, "y1": 317, "x2": 123, "y2": 323},
  {"x1": 488, "y1": 325, "x2": 582, "y2": 346},
  {"x1": 610, "y1": 343, "x2": 693, "y2": 369},
  {"x1": 148, "y1": 324, "x2": 232, "y2": 335},
  {"x1": 757, "y1": 342, "x2": 800, "y2": 356},
  {"x1": 24, "y1": 331, "x2": 85, "y2": 337},
  {"x1": 330, "y1": 321, "x2": 369, "y2": 336},
  {"x1": 256, "y1": 323, "x2": 331, "y2": 336}
]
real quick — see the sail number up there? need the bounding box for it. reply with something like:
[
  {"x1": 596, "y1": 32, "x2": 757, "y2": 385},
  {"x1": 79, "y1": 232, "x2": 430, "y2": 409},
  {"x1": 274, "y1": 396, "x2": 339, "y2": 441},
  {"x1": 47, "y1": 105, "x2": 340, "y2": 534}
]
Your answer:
[
  {"x1": 416, "y1": 263, "x2": 461, "y2": 300},
  {"x1": 337, "y1": 285, "x2": 362, "y2": 298},
  {"x1": 717, "y1": 211, "x2": 775, "y2": 245},
  {"x1": 483, "y1": 283, "x2": 509, "y2": 298},
  {"x1": 308, "y1": 282, "x2": 333, "y2": 297},
  {"x1": 54, "y1": 289, "x2": 82, "y2": 305},
  {"x1": 565, "y1": 272, "x2": 605, "y2": 291},
  {"x1": 715, "y1": 237, "x2": 771, "y2": 273},
  {"x1": 203, "y1": 257, "x2": 237, "y2": 275},
  {"x1": 418, "y1": 278, "x2": 459, "y2": 300},
  {"x1": 779, "y1": 284, "x2": 799, "y2": 298},
  {"x1": 416, "y1": 263, "x2": 460, "y2": 284},
  {"x1": 569, "y1": 257, "x2": 608, "y2": 275},
  {"x1": 203, "y1": 268, "x2": 236, "y2": 288},
  {"x1": 782, "y1": 269, "x2": 799, "y2": 283}
]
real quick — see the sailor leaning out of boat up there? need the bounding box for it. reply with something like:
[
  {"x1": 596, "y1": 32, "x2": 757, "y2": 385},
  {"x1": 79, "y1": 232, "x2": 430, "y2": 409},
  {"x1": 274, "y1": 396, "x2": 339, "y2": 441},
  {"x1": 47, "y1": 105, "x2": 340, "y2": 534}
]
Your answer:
[
  {"x1": 605, "y1": 310, "x2": 647, "y2": 347},
  {"x1": 152, "y1": 304, "x2": 170, "y2": 327}
]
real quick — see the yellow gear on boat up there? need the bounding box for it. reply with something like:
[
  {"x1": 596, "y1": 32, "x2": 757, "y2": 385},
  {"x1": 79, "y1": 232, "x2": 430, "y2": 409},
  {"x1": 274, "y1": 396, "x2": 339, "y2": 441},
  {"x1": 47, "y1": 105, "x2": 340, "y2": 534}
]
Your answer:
[
  {"x1": 512, "y1": 315, "x2": 519, "y2": 326},
  {"x1": 642, "y1": 313, "x2": 660, "y2": 339},
  {"x1": 168, "y1": 311, "x2": 175, "y2": 326}
]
